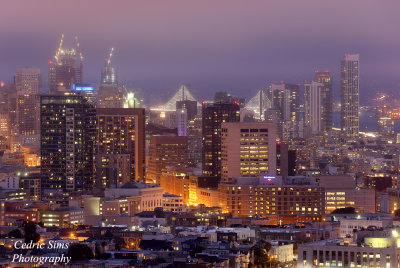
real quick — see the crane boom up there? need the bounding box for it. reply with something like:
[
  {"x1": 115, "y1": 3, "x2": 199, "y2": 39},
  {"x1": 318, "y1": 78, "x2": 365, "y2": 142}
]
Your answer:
[
  {"x1": 55, "y1": 34, "x2": 64, "y2": 64},
  {"x1": 106, "y1": 47, "x2": 115, "y2": 66}
]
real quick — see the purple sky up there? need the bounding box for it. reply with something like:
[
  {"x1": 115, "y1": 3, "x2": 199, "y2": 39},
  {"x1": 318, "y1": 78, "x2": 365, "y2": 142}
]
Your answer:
[{"x1": 1, "y1": 0, "x2": 400, "y2": 104}]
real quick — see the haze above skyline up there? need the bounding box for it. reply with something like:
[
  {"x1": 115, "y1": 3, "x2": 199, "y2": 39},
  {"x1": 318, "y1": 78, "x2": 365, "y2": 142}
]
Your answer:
[{"x1": 1, "y1": 0, "x2": 399, "y2": 104}]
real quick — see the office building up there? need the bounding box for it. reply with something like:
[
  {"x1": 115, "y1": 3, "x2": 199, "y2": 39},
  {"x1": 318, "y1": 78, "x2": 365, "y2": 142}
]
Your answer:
[
  {"x1": 318, "y1": 175, "x2": 375, "y2": 213},
  {"x1": 147, "y1": 135, "x2": 188, "y2": 184},
  {"x1": 315, "y1": 71, "x2": 333, "y2": 131},
  {"x1": 378, "y1": 117, "x2": 395, "y2": 138},
  {"x1": 267, "y1": 83, "x2": 300, "y2": 123},
  {"x1": 202, "y1": 102, "x2": 240, "y2": 178},
  {"x1": 40, "y1": 93, "x2": 96, "y2": 193},
  {"x1": 187, "y1": 117, "x2": 202, "y2": 165},
  {"x1": 15, "y1": 68, "x2": 41, "y2": 135},
  {"x1": 267, "y1": 83, "x2": 300, "y2": 139},
  {"x1": 0, "y1": 83, "x2": 17, "y2": 138},
  {"x1": 221, "y1": 122, "x2": 277, "y2": 182},
  {"x1": 97, "y1": 84, "x2": 124, "y2": 108},
  {"x1": 341, "y1": 54, "x2": 360, "y2": 136},
  {"x1": 304, "y1": 81, "x2": 324, "y2": 134},
  {"x1": 218, "y1": 176, "x2": 325, "y2": 222},
  {"x1": 96, "y1": 108, "x2": 146, "y2": 187}
]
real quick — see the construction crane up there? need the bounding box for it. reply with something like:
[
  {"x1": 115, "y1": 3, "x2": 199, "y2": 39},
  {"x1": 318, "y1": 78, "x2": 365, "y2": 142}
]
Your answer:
[
  {"x1": 105, "y1": 47, "x2": 115, "y2": 66},
  {"x1": 55, "y1": 34, "x2": 64, "y2": 64},
  {"x1": 74, "y1": 36, "x2": 83, "y2": 64}
]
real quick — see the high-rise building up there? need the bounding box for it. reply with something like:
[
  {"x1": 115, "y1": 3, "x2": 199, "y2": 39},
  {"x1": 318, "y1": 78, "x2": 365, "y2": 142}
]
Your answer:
[
  {"x1": 304, "y1": 81, "x2": 324, "y2": 134},
  {"x1": 378, "y1": 117, "x2": 395, "y2": 138},
  {"x1": 15, "y1": 68, "x2": 41, "y2": 135},
  {"x1": 97, "y1": 84, "x2": 124, "y2": 108},
  {"x1": 176, "y1": 100, "x2": 198, "y2": 121},
  {"x1": 202, "y1": 102, "x2": 240, "y2": 178},
  {"x1": 187, "y1": 117, "x2": 202, "y2": 165},
  {"x1": 268, "y1": 83, "x2": 299, "y2": 123},
  {"x1": 315, "y1": 71, "x2": 333, "y2": 131},
  {"x1": 48, "y1": 36, "x2": 83, "y2": 94},
  {"x1": 40, "y1": 93, "x2": 96, "y2": 194},
  {"x1": 267, "y1": 83, "x2": 300, "y2": 139},
  {"x1": 276, "y1": 141, "x2": 296, "y2": 178},
  {"x1": 176, "y1": 108, "x2": 188, "y2": 136},
  {"x1": 97, "y1": 48, "x2": 124, "y2": 108},
  {"x1": 0, "y1": 83, "x2": 17, "y2": 139},
  {"x1": 341, "y1": 54, "x2": 360, "y2": 136},
  {"x1": 221, "y1": 122, "x2": 277, "y2": 182},
  {"x1": 147, "y1": 136, "x2": 188, "y2": 184},
  {"x1": 96, "y1": 108, "x2": 145, "y2": 187}
]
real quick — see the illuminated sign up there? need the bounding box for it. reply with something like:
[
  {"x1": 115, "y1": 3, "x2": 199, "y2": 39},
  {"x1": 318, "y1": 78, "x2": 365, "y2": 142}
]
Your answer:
[
  {"x1": 263, "y1": 175, "x2": 275, "y2": 181},
  {"x1": 71, "y1": 84, "x2": 94, "y2": 91}
]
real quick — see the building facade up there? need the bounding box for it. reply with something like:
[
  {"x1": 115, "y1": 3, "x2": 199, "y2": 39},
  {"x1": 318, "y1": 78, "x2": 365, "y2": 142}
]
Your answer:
[
  {"x1": 341, "y1": 54, "x2": 360, "y2": 136},
  {"x1": 315, "y1": 71, "x2": 333, "y2": 131},
  {"x1": 304, "y1": 81, "x2": 324, "y2": 135},
  {"x1": 202, "y1": 102, "x2": 240, "y2": 178},
  {"x1": 40, "y1": 93, "x2": 96, "y2": 194},
  {"x1": 15, "y1": 68, "x2": 41, "y2": 135},
  {"x1": 218, "y1": 176, "x2": 325, "y2": 221},
  {"x1": 96, "y1": 108, "x2": 146, "y2": 186},
  {"x1": 221, "y1": 122, "x2": 277, "y2": 182},
  {"x1": 147, "y1": 135, "x2": 188, "y2": 184}
]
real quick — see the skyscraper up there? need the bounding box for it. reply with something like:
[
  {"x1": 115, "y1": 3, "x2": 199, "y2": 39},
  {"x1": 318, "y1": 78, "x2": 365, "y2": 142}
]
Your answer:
[
  {"x1": 341, "y1": 54, "x2": 360, "y2": 136},
  {"x1": 96, "y1": 108, "x2": 145, "y2": 186},
  {"x1": 221, "y1": 122, "x2": 277, "y2": 182},
  {"x1": 0, "y1": 83, "x2": 17, "y2": 139},
  {"x1": 304, "y1": 81, "x2": 324, "y2": 134},
  {"x1": 315, "y1": 71, "x2": 333, "y2": 131},
  {"x1": 202, "y1": 102, "x2": 240, "y2": 178},
  {"x1": 97, "y1": 48, "x2": 124, "y2": 108},
  {"x1": 15, "y1": 68, "x2": 41, "y2": 135},
  {"x1": 267, "y1": 83, "x2": 300, "y2": 138},
  {"x1": 40, "y1": 93, "x2": 96, "y2": 194},
  {"x1": 48, "y1": 36, "x2": 83, "y2": 94}
]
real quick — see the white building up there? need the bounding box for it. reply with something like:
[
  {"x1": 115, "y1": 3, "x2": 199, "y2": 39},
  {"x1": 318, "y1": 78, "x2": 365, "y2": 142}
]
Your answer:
[
  {"x1": 340, "y1": 217, "x2": 393, "y2": 238},
  {"x1": 298, "y1": 236, "x2": 400, "y2": 268},
  {"x1": 270, "y1": 243, "x2": 294, "y2": 263},
  {"x1": 304, "y1": 81, "x2": 324, "y2": 134},
  {"x1": 0, "y1": 176, "x2": 19, "y2": 190}
]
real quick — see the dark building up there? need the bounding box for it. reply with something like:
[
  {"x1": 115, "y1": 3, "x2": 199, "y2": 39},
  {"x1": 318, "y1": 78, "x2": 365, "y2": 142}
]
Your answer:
[
  {"x1": 276, "y1": 141, "x2": 297, "y2": 178},
  {"x1": 96, "y1": 108, "x2": 145, "y2": 187},
  {"x1": 48, "y1": 37, "x2": 83, "y2": 94},
  {"x1": 315, "y1": 71, "x2": 333, "y2": 131},
  {"x1": 176, "y1": 100, "x2": 198, "y2": 121},
  {"x1": 202, "y1": 102, "x2": 240, "y2": 178},
  {"x1": 20, "y1": 173, "x2": 41, "y2": 201},
  {"x1": 214, "y1": 92, "x2": 245, "y2": 107},
  {"x1": 364, "y1": 175, "x2": 392, "y2": 191},
  {"x1": 40, "y1": 93, "x2": 96, "y2": 194}
]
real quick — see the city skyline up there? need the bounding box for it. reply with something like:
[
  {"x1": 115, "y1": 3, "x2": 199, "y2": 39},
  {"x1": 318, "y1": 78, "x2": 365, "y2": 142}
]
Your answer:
[{"x1": 1, "y1": 0, "x2": 400, "y2": 104}]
